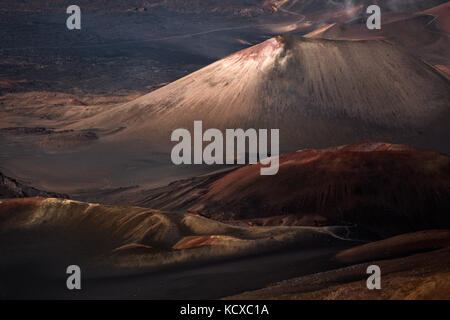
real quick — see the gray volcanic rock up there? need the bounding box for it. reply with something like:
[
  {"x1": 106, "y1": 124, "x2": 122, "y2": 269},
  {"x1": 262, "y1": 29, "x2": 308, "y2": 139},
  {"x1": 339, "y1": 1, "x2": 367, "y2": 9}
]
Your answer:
[{"x1": 0, "y1": 171, "x2": 67, "y2": 199}]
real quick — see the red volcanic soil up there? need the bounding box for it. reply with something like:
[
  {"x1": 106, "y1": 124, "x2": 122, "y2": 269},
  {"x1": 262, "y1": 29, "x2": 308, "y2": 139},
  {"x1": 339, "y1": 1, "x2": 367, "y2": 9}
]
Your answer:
[
  {"x1": 422, "y1": 2, "x2": 450, "y2": 34},
  {"x1": 204, "y1": 143, "x2": 450, "y2": 235},
  {"x1": 279, "y1": 0, "x2": 446, "y2": 14},
  {"x1": 133, "y1": 143, "x2": 450, "y2": 238},
  {"x1": 111, "y1": 243, "x2": 154, "y2": 253},
  {"x1": 0, "y1": 78, "x2": 30, "y2": 90},
  {"x1": 306, "y1": 3, "x2": 450, "y2": 71}
]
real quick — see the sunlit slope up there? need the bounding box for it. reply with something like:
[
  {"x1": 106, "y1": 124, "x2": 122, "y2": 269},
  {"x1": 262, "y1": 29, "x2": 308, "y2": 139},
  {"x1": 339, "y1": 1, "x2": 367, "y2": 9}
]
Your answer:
[
  {"x1": 0, "y1": 198, "x2": 357, "y2": 298},
  {"x1": 0, "y1": 198, "x2": 354, "y2": 261},
  {"x1": 74, "y1": 35, "x2": 450, "y2": 153},
  {"x1": 305, "y1": 3, "x2": 450, "y2": 72},
  {"x1": 276, "y1": 0, "x2": 447, "y2": 14}
]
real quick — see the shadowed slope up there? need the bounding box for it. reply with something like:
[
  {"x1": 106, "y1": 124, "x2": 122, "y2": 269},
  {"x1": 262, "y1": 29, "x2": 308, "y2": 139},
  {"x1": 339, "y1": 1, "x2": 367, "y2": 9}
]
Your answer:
[
  {"x1": 228, "y1": 229, "x2": 450, "y2": 300},
  {"x1": 129, "y1": 142, "x2": 450, "y2": 238},
  {"x1": 0, "y1": 197, "x2": 355, "y2": 262},
  {"x1": 0, "y1": 171, "x2": 67, "y2": 199},
  {"x1": 0, "y1": 197, "x2": 363, "y2": 298},
  {"x1": 73, "y1": 35, "x2": 450, "y2": 153},
  {"x1": 305, "y1": 3, "x2": 450, "y2": 72}
]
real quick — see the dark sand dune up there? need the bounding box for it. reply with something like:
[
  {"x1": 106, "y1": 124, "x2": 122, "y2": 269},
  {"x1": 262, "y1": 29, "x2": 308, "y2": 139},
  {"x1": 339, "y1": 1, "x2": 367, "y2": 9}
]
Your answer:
[
  {"x1": 0, "y1": 197, "x2": 357, "y2": 298},
  {"x1": 123, "y1": 142, "x2": 450, "y2": 238},
  {"x1": 1, "y1": 198, "x2": 447, "y2": 299},
  {"x1": 228, "y1": 229, "x2": 450, "y2": 300},
  {"x1": 73, "y1": 35, "x2": 450, "y2": 154},
  {"x1": 0, "y1": 197, "x2": 354, "y2": 262}
]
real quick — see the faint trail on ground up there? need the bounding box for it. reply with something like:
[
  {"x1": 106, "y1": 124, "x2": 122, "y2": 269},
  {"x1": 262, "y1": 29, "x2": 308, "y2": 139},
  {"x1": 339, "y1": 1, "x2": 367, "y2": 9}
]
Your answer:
[
  {"x1": 319, "y1": 226, "x2": 363, "y2": 242},
  {"x1": 423, "y1": 15, "x2": 449, "y2": 37}
]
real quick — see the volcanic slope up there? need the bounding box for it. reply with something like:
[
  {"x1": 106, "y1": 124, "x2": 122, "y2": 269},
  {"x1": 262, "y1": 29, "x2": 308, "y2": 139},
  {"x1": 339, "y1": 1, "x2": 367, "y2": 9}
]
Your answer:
[
  {"x1": 122, "y1": 143, "x2": 450, "y2": 238},
  {"x1": 305, "y1": 3, "x2": 450, "y2": 71},
  {"x1": 0, "y1": 197, "x2": 356, "y2": 298},
  {"x1": 0, "y1": 171, "x2": 67, "y2": 199},
  {"x1": 276, "y1": 0, "x2": 447, "y2": 14},
  {"x1": 73, "y1": 35, "x2": 450, "y2": 153}
]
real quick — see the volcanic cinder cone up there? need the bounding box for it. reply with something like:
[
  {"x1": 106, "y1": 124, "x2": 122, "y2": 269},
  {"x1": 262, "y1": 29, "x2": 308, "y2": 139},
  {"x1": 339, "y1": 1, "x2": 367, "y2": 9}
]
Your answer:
[
  {"x1": 132, "y1": 142, "x2": 450, "y2": 238},
  {"x1": 74, "y1": 35, "x2": 450, "y2": 153},
  {"x1": 305, "y1": 3, "x2": 450, "y2": 72}
]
